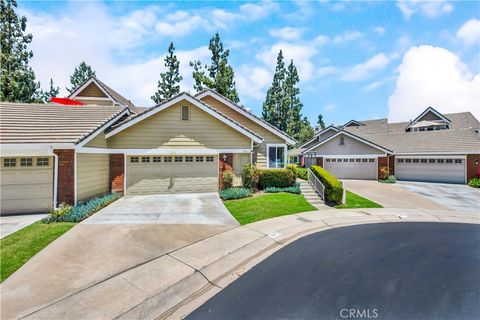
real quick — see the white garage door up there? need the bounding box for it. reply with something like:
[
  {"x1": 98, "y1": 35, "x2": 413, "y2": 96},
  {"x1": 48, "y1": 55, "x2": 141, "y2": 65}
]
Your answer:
[
  {"x1": 126, "y1": 155, "x2": 218, "y2": 194},
  {"x1": 324, "y1": 157, "x2": 377, "y2": 180},
  {"x1": 1, "y1": 156, "x2": 54, "y2": 215},
  {"x1": 396, "y1": 158, "x2": 465, "y2": 184}
]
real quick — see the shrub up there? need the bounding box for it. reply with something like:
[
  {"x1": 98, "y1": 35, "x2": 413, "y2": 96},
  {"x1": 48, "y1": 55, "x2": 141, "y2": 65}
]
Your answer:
[
  {"x1": 264, "y1": 183, "x2": 301, "y2": 194},
  {"x1": 378, "y1": 165, "x2": 389, "y2": 180},
  {"x1": 310, "y1": 165, "x2": 343, "y2": 204},
  {"x1": 258, "y1": 169, "x2": 296, "y2": 189},
  {"x1": 241, "y1": 164, "x2": 260, "y2": 190},
  {"x1": 49, "y1": 203, "x2": 72, "y2": 219},
  {"x1": 45, "y1": 193, "x2": 121, "y2": 223},
  {"x1": 379, "y1": 175, "x2": 396, "y2": 184},
  {"x1": 468, "y1": 178, "x2": 480, "y2": 188},
  {"x1": 286, "y1": 164, "x2": 298, "y2": 179},
  {"x1": 220, "y1": 188, "x2": 252, "y2": 200},
  {"x1": 295, "y1": 167, "x2": 308, "y2": 180},
  {"x1": 221, "y1": 170, "x2": 235, "y2": 190}
]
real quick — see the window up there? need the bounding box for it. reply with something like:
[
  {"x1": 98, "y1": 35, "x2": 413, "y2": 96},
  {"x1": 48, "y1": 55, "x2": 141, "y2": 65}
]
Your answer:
[
  {"x1": 206, "y1": 156, "x2": 214, "y2": 162},
  {"x1": 141, "y1": 156, "x2": 150, "y2": 163},
  {"x1": 420, "y1": 159, "x2": 427, "y2": 163},
  {"x1": 446, "y1": 159, "x2": 453, "y2": 164},
  {"x1": 153, "y1": 156, "x2": 161, "y2": 163},
  {"x1": 339, "y1": 137, "x2": 345, "y2": 145},
  {"x1": 326, "y1": 158, "x2": 331, "y2": 162},
  {"x1": 130, "y1": 156, "x2": 139, "y2": 163},
  {"x1": 349, "y1": 159, "x2": 355, "y2": 162},
  {"x1": 369, "y1": 159, "x2": 375, "y2": 163},
  {"x1": 175, "y1": 156, "x2": 183, "y2": 162},
  {"x1": 267, "y1": 144, "x2": 286, "y2": 168},
  {"x1": 196, "y1": 156, "x2": 204, "y2": 162},
  {"x1": 413, "y1": 159, "x2": 419, "y2": 163},
  {"x1": 181, "y1": 105, "x2": 189, "y2": 121},
  {"x1": 362, "y1": 159, "x2": 368, "y2": 162},
  {"x1": 405, "y1": 159, "x2": 411, "y2": 163},
  {"x1": 437, "y1": 159, "x2": 444, "y2": 163},
  {"x1": 185, "y1": 156, "x2": 193, "y2": 162},
  {"x1": 343, "y1": 158, "x2": 348, "y2": 162},
  {"x1": 164, "y1": 156, "x2": 172, "y2": 162},
  {"x1": 3, "y1": 158, "x2": 16, "y2": 167},
  {"x1": 429, "y1": 159, "x2": 435, "y2": 163},
  {"x1": 37, "y1": 157, "x2": 49, "y2": 166},
  {"x1": 331, "y1": 159, "x2": 336, "y2": 162},
  {"x1": 455, "y1": 159, "x2": 462, "y2": 164},
  {"x1": 398, "y1": 159, "x2": 404, "y2": 163},
  {"x1": 21, "y1": 158, "x2": 33, "y2": 167},
  {"x1": 355, "y1": 159, "x2": 361, "y2": 162}
]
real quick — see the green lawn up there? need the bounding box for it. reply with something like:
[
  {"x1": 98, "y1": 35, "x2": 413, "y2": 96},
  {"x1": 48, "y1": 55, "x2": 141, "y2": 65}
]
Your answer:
[
  {"x1": 335, "y1": 190, "x2": 383, "y2": 209},
  {"x1": 1, "y1": 222, "x2": 75, "y2": 283},
  {"x1": 224, "y1": 193, "x2": 317, "y2": 225}
]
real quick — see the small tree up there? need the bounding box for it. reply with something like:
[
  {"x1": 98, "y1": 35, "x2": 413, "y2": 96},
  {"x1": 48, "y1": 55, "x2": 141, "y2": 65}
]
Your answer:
[
  {"x1": 39, "y1": 78, "x2": 60, "y2": 103},
  {"x1": 297, "y1": 118, "x2": 314, "y2": 145},
  {"x1": 151, "y1": 42, "x2": 183, "y2": 104},
  {"x1": 67, "y1": 61, "x2": 96, "y2": 93},
  {"x1": 317, "y1": 114, "x2": 326, "y2": 130}
]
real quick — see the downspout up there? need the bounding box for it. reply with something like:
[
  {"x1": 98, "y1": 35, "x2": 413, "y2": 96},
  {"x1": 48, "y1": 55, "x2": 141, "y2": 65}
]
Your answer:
[{"x1": 53, "y1": 153, "x2": 58, "y2": 208}]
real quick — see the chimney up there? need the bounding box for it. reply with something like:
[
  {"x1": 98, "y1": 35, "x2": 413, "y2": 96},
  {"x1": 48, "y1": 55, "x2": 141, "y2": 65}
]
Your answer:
[{"x1": 314, "y1": 125, "x2": 320, "y2": 133}]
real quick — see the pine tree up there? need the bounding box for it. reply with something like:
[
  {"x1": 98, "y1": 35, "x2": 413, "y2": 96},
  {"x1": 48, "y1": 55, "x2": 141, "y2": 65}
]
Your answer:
[
  {"x1": 151, "y1": 42, "x2": 183, "y2": 104},
  {"x1": 0, "y1": 0, "x2": 39, "y2": 102},
  {"x1": 297, "y1": 117, "x2": 315, "y2": 145},
  {"x1": 40, "y1": 78, "x2": 60, "y2": 103},
  {"x1": 317, "y1": 114, "x2": 326, "y2": 130},
  {"x1": 67, "y1": 61, "x2": 96, "y2": 93},
  {"x1": 190, "y1": 33, "x2": 239, "y2": 103},
  {"x1": 262, "y1": 50, "x2": 286, "y2": 129},
  {"x1": 285, "y1": 60, "x2": 303, "y2": 139}
]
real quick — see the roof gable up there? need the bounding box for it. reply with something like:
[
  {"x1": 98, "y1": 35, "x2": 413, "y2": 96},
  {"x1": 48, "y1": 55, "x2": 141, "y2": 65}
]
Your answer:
[
  {"x1": 343, "y1": 120, "x2": 365, "y2": 127},
  {"x1": 409, "y1": 107, "x2": 451, "y2": 127},
  {"x1": 105, "y1": 92, "x2": 263, "y2": 143},
  {"x1": 298, "y1": 126, "x2": 339, "y2": 148},
  {"x1": 196, "y1": 89, "x2": 296, "y2": 144}
]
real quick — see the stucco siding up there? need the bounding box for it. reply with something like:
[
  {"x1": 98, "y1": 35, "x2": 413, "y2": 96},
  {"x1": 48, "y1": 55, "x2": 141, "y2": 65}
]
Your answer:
[
  {"x1": 200, "y1": 96, "x2": 284, "y2": 168},
  {"x1": 107, "y1": 101, "x2": 251, "y2": 149},
  {"x1": 84, "y1": 132, "x2": 108, "y2": 148},
  {"x1": 310, "y1": 134, "x2": 384, "y2": 155},
  {"x1": 77, "y1": 153, "x2": 110, "y2": 202}
]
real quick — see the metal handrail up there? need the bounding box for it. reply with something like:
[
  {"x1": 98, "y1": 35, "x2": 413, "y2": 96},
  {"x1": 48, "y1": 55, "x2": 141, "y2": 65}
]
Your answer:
[{"x1": 307, "y1": 168, "x2": 325, "y2": 200}]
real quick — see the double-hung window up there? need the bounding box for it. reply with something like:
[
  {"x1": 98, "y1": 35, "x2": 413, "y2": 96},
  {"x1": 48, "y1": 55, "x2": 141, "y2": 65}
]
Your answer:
[{"x1": 267, "y1": 144, "x2": 286, "y2": 168}]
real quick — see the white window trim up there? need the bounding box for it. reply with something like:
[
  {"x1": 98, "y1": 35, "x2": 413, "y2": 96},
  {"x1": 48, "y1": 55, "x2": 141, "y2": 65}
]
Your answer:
[{"x1": 266, "y1": 143, "x2": 287, "y2": 169}]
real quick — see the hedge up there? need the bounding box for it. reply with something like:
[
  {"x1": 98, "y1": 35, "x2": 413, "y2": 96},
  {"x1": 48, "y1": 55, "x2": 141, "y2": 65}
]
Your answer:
[
  {"x1": 264, "y1": 184, "x2": 301, "y2": 194},
  {"x1": 295, "y1": 168, "x2": 308, "y2": 180},
  {"x1": 44, "y1": 193, "x2": 122, "y2": 223},
  {"x1": 310, "y1": 165, "x2": 343, "y2": 204},
  {"x1": 258, "y1": 169, "x2": 296, "y2": 189},
  {"x1": 220, "y1": 188, "x2": 253, "y2": 200}
]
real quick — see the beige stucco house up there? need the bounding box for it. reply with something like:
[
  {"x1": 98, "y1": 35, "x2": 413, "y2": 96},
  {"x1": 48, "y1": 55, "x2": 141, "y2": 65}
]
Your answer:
[{"x1": 0, "y1": 77, "x2": 295, "y2": 215}]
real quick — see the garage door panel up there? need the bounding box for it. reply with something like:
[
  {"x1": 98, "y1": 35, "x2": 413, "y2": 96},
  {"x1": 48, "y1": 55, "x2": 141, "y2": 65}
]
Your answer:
[
  {"x1": 324, "y1": 158, "x2": 377, "y2": 180},
  {"x1": 126, "y1": 155, "x2": 218, "y2": 194},
  {"x1": 1, "y1": 169, "x2": 52, "y2": 185},
  {"x1": 1, "y1": 199, "x2": 52, "y2": 214},
  {"x1": 1, "y1": 184, "x2": 52, "y2": 200},
  {"x1": 396, "y1": 159, "x2": 465, "y2": 184}
]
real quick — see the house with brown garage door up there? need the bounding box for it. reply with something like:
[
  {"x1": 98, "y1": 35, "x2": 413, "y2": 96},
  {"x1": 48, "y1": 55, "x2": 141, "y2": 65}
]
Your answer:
[
  {"x1": 299, "y1": 107, "x2": 480, "y2": 184},
  {"x1": 0, "y1": 77, "x2": 295, "y2": 215}
]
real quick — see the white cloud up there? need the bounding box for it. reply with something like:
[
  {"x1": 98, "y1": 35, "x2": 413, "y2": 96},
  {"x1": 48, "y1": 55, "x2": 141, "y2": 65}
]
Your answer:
[
  {"x1": 397, "y1": 0, "x2": 453, "y2": 19},
  {"x1": 317, "y1": 66, "x2": 337, "y2": 79},
  {"x1": 269, "y1": 27, "x2": 306, "y2": 41},
  {"x1": 323, "y1": 103, "x2": 336, "y2": 112},
  {"x1": 456, "y1": 19, "x2": 480, "y2": 46},
  {"x1": 341, "y1": 53, "x2": 390, "y2": 82},
  {"x1": 388, "y1": 45, "x2": 480, "y2": 122},
  {"x1": 363, "y1": 81, "x2": 383, "y2": 91},
  {"x1": 236, "y1": 66, "x2": 272, "y2": 100},
  {"x1": 256, "y1": 42, "x2": 318, "y2": 81},
  {"x1": 155, "y1": 14, "x2": 210, "y2": 37},
  {"x1": 373, "y1": 26, "x2": 386, "y2": 35},
  {"x1": 314, "y1": 34, "x2": 330, "y2": 46},
  {"x1": 333, "y1": 30, "x2": 363, "y2": 44}
]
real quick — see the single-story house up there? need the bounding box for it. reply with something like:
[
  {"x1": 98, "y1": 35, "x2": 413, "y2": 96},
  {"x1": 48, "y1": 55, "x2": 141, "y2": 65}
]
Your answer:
[
  {"x1": 0, "y1": 77, "x2": 295, "y2": 215},
  {"x1": 295, "y1": 107, "x2": 480, "y2": 184}
]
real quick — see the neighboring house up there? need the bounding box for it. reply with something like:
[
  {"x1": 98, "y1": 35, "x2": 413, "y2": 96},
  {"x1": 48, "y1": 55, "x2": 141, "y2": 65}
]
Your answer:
[
  {"x1": 0, "y1": 79, "x2": 294, "y2": 215},
  {"x1": 300, "y1": 107, "x2": 480, "y2": 184}
]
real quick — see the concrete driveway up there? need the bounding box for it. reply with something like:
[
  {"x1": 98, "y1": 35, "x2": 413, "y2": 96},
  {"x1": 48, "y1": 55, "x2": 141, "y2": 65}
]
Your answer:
[
  {"x1": 84, "y1": 193, "x2": 239, "y2": 225},
  {"x1": 395, "y1": 181, "x2": 480, "y2": 212},
  {"x1": 0, "y1": 214, "x2": 48, "y2": 239},
  {"x1": 343, "y1": 180, "x2": 447, "y2": 210},
  {"x1": 1, "y1": 193, "x2": 237, "y2": 319}
]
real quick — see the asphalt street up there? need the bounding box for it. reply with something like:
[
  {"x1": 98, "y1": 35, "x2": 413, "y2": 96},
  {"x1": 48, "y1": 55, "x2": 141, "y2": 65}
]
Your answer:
[{"x1": 189, "y1": 222, "x2": 480, "y2": 320}]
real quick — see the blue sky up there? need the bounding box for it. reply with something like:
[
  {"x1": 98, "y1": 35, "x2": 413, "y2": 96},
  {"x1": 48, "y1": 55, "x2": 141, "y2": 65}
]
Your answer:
[{"x1": 19, "y1": 0, "x2": 480, "y2": 125}]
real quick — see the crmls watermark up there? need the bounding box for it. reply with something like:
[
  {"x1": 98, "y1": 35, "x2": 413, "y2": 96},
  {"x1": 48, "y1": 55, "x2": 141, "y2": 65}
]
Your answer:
[{"x1": 339, "y1": 308, "x2": 379, "y2": 319}]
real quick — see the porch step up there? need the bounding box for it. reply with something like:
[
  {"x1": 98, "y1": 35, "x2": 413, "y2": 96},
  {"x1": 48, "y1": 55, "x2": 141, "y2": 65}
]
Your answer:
[{"x1": 297, "y1": 179, "x2": 324, "y2": 209}]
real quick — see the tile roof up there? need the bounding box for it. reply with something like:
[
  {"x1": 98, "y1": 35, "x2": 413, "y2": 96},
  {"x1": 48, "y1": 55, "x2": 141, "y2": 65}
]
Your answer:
[{"x1": 0, "y1": 102, "x2": 126, "y2": 144}]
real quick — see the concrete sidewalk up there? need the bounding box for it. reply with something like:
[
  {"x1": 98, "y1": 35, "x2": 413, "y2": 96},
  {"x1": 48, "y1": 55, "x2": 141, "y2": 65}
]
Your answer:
[
  {"x1": 0, "y1": 214, "x2": 48, "y2": 239},
  {"x1": 3, "y1": 208, "x2": 478, "y2": 320}
]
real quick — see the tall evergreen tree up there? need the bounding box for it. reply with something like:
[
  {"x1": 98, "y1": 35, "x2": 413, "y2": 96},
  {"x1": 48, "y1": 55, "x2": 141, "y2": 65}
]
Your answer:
[
  {"x1": 190, "y1": 33, "x2": 239, "y2": 103},
  {"x1": 285, "y1": 60, "x2": 303, "y2": 140},
  {"x1": 152, "y1": 42, "x2": 182, "y2": 104},
  {"x1": 317, "y1": 114, "x2": 325, "y2": 130},
  {"x1": 39, "y1": 78, "x2": 59, "y2": 103},
  {"x1": 67, "y1": 61, "x2": 96, "y2": 93},
  {"x1": 297, "y1": 117, "x2": 314, "y2": 145},
  {"x1": 262, "y1": 50, "x2": 287, "y2": 130},
  {"x1": 0, "y1": 0, "x2": 39, "y2": 102}
]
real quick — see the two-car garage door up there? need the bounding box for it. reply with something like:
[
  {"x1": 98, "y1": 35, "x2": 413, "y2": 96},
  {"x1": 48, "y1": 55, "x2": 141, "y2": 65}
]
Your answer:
[
  {"x1": 126, "y1": 155, "x2": 218, "y2": 194},
  {"x1": 396, "y1": 158, "x2": 465, "y2": 184},
  {"x1": 324, "y1": 157, "x2": 377, "y2": 180}
]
